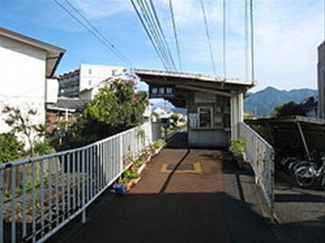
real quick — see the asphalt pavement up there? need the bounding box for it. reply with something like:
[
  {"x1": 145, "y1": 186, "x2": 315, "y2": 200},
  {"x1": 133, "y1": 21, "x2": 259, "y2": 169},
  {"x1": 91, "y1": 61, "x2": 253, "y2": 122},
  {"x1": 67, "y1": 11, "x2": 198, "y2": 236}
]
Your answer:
[{"x1": 47, "y1": 132, "x2": 325, "y2": 243}]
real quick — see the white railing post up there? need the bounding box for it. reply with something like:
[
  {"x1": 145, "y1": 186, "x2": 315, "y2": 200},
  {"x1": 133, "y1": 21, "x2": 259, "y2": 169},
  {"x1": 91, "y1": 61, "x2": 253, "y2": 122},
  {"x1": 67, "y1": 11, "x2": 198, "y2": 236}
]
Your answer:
[
  {"x1": 0, "y1": 122, "x2": 158, "y2": 243},
  {"x1": 82, "y1": 150, "x2": 86, "y2": 224},
  {"x1": 0, "y1": 169, "x2": 3, "y2": 243},
  {"x1": 11, "y1": 167, "x2": 16, "y2": 243},
  {"x1": 120, "y1": 135, "x2": 123, "y2": 169}
]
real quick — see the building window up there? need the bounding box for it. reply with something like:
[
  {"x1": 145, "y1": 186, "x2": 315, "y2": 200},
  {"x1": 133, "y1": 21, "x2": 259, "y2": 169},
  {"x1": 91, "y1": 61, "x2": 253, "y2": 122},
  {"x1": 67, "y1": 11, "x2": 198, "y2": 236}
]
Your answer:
[
  {"x1": 88, "y1": 80, "x2": 92, "y2": 86},
  {"x1": 198, "y1": 107, "x2": 213, "y2": 128},
  {"x1": 89, "y1": 68, "x2": 92, "y2": 74},
  {"x1": 112, "y1": 69, "x2": 119, "y2": 76}
]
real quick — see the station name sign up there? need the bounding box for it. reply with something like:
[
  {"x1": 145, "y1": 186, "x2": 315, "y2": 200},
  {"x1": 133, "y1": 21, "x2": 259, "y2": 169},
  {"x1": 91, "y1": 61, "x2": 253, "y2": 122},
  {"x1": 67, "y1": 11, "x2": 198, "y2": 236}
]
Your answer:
[{"x1": 149, "y1": 85, "x2": 175, "y2": 98}]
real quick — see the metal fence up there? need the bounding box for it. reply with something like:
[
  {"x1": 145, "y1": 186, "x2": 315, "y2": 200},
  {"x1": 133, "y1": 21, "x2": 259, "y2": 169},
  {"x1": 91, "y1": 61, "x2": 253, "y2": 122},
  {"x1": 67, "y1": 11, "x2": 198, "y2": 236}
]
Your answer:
[
  {"x1": 239, "y1": 122, "x2": 275, "y2": 221},
  {"x1": 0, "y1": 122, "x2": 161, "y2": 243}
]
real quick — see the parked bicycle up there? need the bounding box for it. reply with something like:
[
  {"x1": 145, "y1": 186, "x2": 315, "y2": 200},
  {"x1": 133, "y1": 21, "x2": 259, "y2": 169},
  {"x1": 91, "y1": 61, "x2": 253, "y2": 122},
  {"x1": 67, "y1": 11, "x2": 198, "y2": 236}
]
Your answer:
[{"x1": 294, "y1": 153, "x2": 325, "y2": 188}]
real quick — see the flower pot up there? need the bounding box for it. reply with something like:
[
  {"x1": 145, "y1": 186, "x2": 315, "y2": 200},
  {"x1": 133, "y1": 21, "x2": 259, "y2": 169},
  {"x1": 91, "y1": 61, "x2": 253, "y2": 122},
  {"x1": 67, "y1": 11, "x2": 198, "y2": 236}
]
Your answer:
[
  {"x1": 112, "y1": 184, "x2": 126, "y2": 195},
  {"x1": 236, "y1": 153, "x2": 247, "y2": 169},
  {"x1": 137, "y1": 163, "x2": 146, "y2": 175}
]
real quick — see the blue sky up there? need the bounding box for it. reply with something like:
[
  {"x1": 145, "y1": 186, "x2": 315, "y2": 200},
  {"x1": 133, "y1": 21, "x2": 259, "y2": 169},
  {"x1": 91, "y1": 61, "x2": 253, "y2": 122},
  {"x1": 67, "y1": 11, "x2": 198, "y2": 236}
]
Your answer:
[{"x1": 0, "y1": 0, "x2": 324, "y2": 93}]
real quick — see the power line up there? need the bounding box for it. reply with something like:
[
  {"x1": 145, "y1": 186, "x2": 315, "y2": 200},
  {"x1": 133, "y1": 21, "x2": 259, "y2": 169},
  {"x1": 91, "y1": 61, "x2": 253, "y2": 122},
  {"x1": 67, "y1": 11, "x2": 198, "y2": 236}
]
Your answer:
[
  {"x1": 200, "y1": 0, "x2": 216, "y2": 75},
  {"x1": 53, "y1": 0, "x2": 134, "y2": 67},
  {"x1": 130, "y1": 0, "x2": 177, "y2": 71},
  {"x1": 131, "y1": 0, "x2": 170, "y2": 70},
  {"x1": 250, "y1": 0, "x2": 255, "y2": 84},
  {"x1": 141, "y1": 0, "x2": 174, "y2": 70},
  {"x1": 223, "y1": 0, "x2": 227, "y2": 80},
  {"x1": 169, "y1": 0, "x2": 182, "y2": 72},
  {"x1": 149, "y1": 0, "x2": 177, "y2": 71},
  {"x1": 244, "y1": 0, "x2": 249, "y2": 81},
  {"x1": 65, "y1": 0, "x2": 134, "y2": 67}
]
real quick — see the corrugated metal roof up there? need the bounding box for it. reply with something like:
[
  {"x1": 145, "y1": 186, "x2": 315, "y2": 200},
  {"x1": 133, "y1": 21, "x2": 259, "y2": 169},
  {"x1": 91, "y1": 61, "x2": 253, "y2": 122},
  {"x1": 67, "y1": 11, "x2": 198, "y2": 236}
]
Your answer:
[{"x1": 47, "y1": 97, "x2": 86, "y2": 112}]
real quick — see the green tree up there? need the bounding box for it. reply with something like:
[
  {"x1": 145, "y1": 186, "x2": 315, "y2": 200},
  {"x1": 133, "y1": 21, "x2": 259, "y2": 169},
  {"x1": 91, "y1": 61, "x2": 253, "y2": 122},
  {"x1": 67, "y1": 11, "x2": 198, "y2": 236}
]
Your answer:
[
  {"x1": 57, "y1": 79, "x2": 148, "y2": 150},
  {"x1": 0, "y1": 133, "x2": 24, "y2": 163},
  {"x1": 83, "y1": 79, "x2": 147, "y2": 128},
  {"x1": 170, "y1": 114, "x2": 179, "y2": 123},
  {"x1": 274, "y1": 101, "x2": 306, "y2": 117}
]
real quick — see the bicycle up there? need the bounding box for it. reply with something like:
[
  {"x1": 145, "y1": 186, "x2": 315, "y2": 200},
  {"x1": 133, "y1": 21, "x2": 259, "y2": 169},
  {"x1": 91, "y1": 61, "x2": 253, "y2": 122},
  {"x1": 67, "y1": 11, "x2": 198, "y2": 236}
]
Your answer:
[{"x1": 294, "y1": 154, "x2": 325, "y2": 188}]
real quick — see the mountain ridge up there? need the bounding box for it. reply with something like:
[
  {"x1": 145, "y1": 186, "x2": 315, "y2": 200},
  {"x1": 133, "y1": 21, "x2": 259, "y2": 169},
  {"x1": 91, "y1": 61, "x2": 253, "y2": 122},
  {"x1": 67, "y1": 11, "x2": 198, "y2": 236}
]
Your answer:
[
  {"x1": 150, "y1": 86, "x2": 317, "y2": 118},
  {"x1": 244, "y1": 86, "x2": 317, "y2": 117}
]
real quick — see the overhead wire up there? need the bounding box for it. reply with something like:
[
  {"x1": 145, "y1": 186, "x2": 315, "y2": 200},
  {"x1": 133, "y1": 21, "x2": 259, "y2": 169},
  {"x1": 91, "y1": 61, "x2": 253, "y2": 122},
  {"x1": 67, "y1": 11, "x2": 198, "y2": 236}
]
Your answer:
[
  {"x1": 130, "y1": 0, "x2": 169, "y2": 70},
  {"x1": 222, "y1": 0, "x2": 227, "y2": 82},
  {"x1": 64, "y1": 0, "x2": 134, "y2": 67},
  {"x1": 200, "y1": 0, "x2": 217, "y2": 75},
  {"x1": 130, "y1": 0, "x2": 177, "y2": 71},
  {"x1": 244, "y1": 0, "x2": 249, "y2": 81},
  {"x1": 53, "y1": 0, "x2": 134, "y2": 67},
  {"x1": 169, "y1": 0, "x2": 182, "y2": 72},
  {"x1": 140, "y1": 0, "x2": 174, "y2": 70},
  {"x1": 250, "y1": 0, "x2": 255, "y2": 84},
  {"x1": 149, "y1": 0, "x2": 177, "y2": 71}
]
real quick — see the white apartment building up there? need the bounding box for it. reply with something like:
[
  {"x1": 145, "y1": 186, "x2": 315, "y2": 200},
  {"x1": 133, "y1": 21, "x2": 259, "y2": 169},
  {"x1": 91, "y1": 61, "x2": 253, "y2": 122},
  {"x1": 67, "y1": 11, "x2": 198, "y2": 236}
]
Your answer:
[
  {"x1": 58, "y1": 64, "x2": 126, "y2": 98},
  {"x1": 0, "y1": 27, "x2": 65, "y2": 143},
  {"x1": 318, "y1": 41, "x2": 325, "y2": 119}
]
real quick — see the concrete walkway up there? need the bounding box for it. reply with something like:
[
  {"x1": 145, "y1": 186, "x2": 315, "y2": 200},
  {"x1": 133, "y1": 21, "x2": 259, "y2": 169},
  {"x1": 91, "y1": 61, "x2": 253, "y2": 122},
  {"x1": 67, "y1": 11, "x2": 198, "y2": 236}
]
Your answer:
[{"x1": 49, "y1": 146, "x2": 282, "y2": 243}]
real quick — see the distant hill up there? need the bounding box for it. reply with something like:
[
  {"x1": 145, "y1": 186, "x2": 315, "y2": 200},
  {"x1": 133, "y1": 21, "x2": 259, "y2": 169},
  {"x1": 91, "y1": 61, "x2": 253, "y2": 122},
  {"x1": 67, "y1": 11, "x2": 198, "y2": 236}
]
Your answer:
[
  {"x1": 150, "y1": 87, "x2": 317, "y2": 118},
  {"x1": 244, "y1": 87, "x2": 317, "y2": 117}
]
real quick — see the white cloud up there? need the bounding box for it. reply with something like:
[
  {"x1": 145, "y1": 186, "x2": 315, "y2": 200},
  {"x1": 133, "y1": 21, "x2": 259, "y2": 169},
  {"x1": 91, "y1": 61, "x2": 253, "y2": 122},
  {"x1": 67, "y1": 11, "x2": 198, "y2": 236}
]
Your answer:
[
  {"x1": 251, "y1": 0, "x2": 324, "y2": 91},
  {"x1": 152, "y1": 0, "x2": 324, "y2": 92},
  {"x1": 6, "y1": 0, "x2": 321, "y2": 93},
  {"x1": 70, "y1": 0, "x2": 132, "y2": 19}
]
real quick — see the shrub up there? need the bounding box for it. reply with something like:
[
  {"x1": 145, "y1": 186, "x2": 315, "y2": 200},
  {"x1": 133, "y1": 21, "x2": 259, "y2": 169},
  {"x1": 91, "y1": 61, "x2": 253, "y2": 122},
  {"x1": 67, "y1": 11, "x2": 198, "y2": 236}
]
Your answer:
[
  {"x1": 0, "y1": 133, "x2": 24, "y2": 163},
  {"x1": 34, "y1": 141, "x2": 54, "y2": 156},
  {"x1": 229, "y1": 138, "x2": 246, "y2": 156}
]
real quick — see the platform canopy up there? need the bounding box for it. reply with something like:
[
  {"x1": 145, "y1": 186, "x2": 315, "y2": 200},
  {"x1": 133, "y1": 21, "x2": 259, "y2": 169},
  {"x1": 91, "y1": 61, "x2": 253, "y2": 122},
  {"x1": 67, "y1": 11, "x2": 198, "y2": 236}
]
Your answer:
[{"x1": 132, "y1": 69, "x2": 255, "y2": 108}]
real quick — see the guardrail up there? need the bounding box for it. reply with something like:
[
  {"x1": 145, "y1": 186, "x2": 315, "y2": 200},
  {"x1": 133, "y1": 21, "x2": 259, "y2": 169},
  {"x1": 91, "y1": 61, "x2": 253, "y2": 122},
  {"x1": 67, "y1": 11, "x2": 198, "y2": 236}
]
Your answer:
[
  {"x1": 239, "y1": 122, "x2": 275, "y2": 222},
  {"x1": 0, "y1": 122, "x2": 161, "y2": 243}
]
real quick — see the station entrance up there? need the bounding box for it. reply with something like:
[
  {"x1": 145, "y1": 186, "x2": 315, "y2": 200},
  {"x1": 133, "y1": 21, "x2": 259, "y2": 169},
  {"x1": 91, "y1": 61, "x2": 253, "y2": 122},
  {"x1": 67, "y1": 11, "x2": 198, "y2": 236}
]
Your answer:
[{"x1": 133, "y1": 69, "x2": 254, "y2": 148}]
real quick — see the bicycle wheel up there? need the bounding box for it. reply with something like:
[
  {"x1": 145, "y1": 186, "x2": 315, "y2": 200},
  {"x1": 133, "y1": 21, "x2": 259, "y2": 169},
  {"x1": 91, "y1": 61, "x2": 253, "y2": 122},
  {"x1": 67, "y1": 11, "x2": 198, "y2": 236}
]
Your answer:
[
  {"x1": 295, "y1": 166, "x2": 314, "y2": 187},
  {"x1": 291, "y1": 161, "x2": 315, "y2": 177}
]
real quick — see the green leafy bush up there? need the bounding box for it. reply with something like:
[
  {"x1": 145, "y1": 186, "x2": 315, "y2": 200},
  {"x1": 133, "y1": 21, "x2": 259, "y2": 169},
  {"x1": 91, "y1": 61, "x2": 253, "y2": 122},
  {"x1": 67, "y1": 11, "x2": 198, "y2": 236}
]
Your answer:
[
  {"x1": 0, "y1": 133, "x2": 24, "y2": 163},
  {"x1": 123, "y1": 169, "x2": 139, "y2": 181},
  {"x1": 34, "y1": 141, "x2": 54, "y2": 156},
  {"x1": 229, "y1": 138, "x2": 246, "y2": 156}
]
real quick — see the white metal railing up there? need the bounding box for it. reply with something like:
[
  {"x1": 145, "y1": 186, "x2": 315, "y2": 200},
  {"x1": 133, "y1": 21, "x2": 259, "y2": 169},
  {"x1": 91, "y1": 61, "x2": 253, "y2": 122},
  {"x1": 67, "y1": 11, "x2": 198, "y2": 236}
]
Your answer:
[
  {"x1": 0, "y1": 122, "x2": 161, "y2": 243},
  {"x1": 239, "y1": 122, "x2": 275, "y2": 221}
]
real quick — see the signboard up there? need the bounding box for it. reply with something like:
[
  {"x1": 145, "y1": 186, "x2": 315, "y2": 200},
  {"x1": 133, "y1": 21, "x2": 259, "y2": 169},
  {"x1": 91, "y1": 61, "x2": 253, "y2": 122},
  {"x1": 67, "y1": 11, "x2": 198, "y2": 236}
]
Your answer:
[
  {"x1": 194, "y1": 92, "x2": 216, "y2": 103},
  {"x1": 149, "y1": 85, "x2": 175, "y2": 98}
]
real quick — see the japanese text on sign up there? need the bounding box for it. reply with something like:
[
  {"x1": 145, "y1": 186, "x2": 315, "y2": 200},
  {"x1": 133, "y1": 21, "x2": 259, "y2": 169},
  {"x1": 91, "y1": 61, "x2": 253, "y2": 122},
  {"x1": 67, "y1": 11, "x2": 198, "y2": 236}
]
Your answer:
[{"x1": 149, "y1": 85, "x2": 175, "y2": 98}]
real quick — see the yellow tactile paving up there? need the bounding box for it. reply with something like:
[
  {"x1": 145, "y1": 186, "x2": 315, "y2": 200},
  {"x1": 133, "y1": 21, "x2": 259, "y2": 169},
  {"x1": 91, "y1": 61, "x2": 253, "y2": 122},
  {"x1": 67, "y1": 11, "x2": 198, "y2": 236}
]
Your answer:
[{"x1": 161, "y1": 162, "x2": 202, "y2": 173}]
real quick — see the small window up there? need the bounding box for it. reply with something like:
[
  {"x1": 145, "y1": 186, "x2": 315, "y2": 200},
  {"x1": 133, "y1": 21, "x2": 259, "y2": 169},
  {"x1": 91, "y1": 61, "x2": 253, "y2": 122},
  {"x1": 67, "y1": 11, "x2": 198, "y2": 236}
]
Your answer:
[
  {"x1": 88, "y1": 80, "x2": 92, "y2": 86},
  {"x1": 88, "y1": 68, "x2": 92, "y2": 74},
  {"x1": 198, "y1": 107, "x2": 213, "y2": 128},
  {"x1": 112, "y1": 69, "x2": 120, "y2": 76}
]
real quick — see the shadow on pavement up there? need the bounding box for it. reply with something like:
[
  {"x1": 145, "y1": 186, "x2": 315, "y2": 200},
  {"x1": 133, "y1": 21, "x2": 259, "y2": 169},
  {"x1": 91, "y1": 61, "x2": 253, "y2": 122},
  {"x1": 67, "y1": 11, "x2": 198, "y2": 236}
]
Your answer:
[{"x1": 49, "y1": 191, "x2": 280, "y2": 243}]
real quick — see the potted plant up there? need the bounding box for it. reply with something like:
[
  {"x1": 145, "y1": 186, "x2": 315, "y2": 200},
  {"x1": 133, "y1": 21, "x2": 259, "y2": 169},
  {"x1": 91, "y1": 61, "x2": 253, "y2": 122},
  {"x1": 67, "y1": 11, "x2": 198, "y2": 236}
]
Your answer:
[
  {"x1": 123, "y1": 169, "x2": 140, "y2": 191},
  {"x1": 133, "y1": 158, "x2": 146, "y2": 174},
  {"x1": 229, "y1": 138, "x2": 247, "y2": 169},
  {"x1": 112, "y1": 178, "x2": 128, "y2": 195},
  {"x1": 151, "y1": 139, "x2": 166, "y2": 155}
]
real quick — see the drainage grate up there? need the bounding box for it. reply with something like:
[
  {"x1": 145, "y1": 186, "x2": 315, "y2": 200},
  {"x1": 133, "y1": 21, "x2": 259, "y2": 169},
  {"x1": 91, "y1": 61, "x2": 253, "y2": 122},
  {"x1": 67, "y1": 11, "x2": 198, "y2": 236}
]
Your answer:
[{"x1": 167, "y1": 164, "x2": 194, "y2": 171}]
